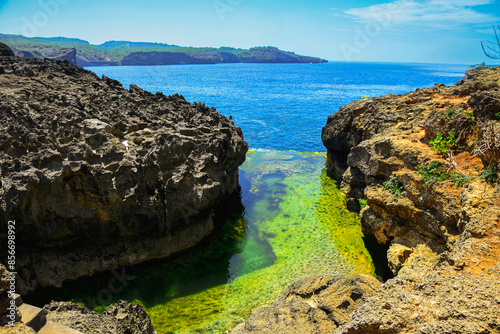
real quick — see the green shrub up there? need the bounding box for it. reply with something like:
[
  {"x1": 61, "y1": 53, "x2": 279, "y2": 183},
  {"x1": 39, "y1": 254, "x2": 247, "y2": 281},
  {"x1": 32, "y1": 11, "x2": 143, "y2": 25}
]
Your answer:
[
  {"x1": 439, "y1": 107, "x2": 459, "y2": 123},
  {"x1": 383, "y1": 176, "x2": 406, "y2": 198},
  {"x1": 430, "y1": 132, "x2": 457, "y2": 155}
]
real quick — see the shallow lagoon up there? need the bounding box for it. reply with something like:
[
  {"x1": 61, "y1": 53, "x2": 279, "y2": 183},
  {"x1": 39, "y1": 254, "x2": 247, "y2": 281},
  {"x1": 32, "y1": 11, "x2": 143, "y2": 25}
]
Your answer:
[{"x1": 27, "y1": 151, "x2": 374, "y2": 333}]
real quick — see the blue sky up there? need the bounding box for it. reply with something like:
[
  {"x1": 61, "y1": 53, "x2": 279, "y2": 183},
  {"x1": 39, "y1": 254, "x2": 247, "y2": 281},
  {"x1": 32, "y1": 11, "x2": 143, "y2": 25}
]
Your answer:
[{"x1": 0, "y1": 0, "x2": 498, "y2": 64}]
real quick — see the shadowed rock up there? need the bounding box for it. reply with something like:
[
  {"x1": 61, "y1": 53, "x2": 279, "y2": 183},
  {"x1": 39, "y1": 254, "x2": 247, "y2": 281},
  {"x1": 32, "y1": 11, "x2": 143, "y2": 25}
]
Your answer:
[
  {"x1": 231, "y1": 275, "x2": 381, "y2": 333},
  {"x1": 322, "y1": 66, "x2": 500, "y2": 333}
]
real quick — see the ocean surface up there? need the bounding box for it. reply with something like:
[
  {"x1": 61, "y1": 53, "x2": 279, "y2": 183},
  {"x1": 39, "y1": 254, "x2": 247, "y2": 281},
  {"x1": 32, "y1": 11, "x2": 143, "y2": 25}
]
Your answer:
[
  {"x1": 26, "y1": 62, "x2": 471, "y2": 333},
  {"x1": 87, "y1": 62, "x2": 470, "y2": 152}
]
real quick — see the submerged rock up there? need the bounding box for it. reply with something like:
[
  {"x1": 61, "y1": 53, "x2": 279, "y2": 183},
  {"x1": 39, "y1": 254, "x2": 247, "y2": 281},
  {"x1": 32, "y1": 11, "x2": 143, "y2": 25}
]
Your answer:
[
  {"x1": 322, "y1": 66, "x2": 500, "y2": 332},
  {"x1": 0, "y1": 48, "x2": 248, "y2": 293},
  {"x1": 231, "y1": 274, "x2": 381, "y2": 333},
  {"x1": 43, "y1": 300, "x2": 155, "y2": 334}
]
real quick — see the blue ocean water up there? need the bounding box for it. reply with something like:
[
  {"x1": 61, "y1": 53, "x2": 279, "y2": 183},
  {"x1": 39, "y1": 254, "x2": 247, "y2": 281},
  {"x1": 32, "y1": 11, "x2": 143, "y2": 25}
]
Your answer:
[{"x1": 87, "y1": 62, "x2": 470, "y2": 152}]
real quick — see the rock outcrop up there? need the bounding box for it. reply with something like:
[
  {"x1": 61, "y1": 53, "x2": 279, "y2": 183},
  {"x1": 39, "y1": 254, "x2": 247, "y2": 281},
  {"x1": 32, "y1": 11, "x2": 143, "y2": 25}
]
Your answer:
[
  {"x1": 0, "y1": 43, "x2": 14, "y2": 57},
  {"x1": 231, "y1": 275, "x2": 381, "y2": 333},
  {"x1": 0, "y1": 34, "x2": 328, "y2": 67},
  {"x1": 43, "y1": 300, "x2": 155, "y2": 334},
  {"x1": 0, "y1": 264, "x2": 21, "y2": 326},
  {"x1": 0, "y1": 43, "x2": 248, "y2": 294},
  {"x1": 321, "y1": 66, "x2": 500, "y2": 333},
  {"x1": 9, "y1": 45, "x2": 78, "y2": 67},
  {"x1": 45, "y1": 47, "x2": 78, "y2": 66}
]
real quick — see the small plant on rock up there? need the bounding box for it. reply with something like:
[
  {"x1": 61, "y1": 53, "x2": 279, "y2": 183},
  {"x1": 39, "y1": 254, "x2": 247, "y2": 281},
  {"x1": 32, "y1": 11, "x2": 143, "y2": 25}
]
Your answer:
[
  {"x1": 383, "y1": 176, "x2": 407, "y2": 198},
  {"x1": 415, "y1": 162, "x2": 449, "y2": 185},
  {"x1": 430, "y1": 131, "x2": 457, "y2": 155}
]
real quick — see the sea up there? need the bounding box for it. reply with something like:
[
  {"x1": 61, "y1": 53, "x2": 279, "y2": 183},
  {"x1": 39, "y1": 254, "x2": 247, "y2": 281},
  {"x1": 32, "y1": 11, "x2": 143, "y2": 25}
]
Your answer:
[
  {"x1": 25, "y1": 62, "x2": 471, "y2": 334},
  {"x1": 87, "y1": 62, "x2": 470, "y2": 152}
]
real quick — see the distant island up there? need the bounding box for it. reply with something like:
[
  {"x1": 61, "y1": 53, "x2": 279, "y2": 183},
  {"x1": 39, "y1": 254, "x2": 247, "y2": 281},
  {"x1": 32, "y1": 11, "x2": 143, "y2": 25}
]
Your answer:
[{"x1": 0, "y1": 33, "x2": 328, "y2": 67}]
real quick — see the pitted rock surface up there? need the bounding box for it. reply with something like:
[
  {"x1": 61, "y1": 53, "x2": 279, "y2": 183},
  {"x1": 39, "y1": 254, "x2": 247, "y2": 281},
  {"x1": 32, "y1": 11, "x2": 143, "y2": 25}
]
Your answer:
[
  {"x1": 322, "y1": 66, "x2": 500, "y2": 333},
  {"x1": 0, "y1": 52, "x2": 248, "y2": 293},
  {"x1": 43, "y1": 300, "x2": 155, "y2": 334}
]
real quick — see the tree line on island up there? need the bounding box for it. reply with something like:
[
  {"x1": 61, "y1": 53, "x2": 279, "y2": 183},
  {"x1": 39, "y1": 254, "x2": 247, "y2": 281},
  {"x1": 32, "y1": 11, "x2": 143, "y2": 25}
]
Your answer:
[{"x1": 0, "y1": 33, "x2": 328, "y2": 67}]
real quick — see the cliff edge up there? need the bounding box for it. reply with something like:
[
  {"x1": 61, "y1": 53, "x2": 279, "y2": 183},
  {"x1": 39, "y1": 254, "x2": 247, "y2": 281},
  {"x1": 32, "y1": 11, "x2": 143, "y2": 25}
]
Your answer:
[
  {"x1": 232, "y1": 66, "x2": 500, "y2": 334},
  {"x1": 322, "y1": 66, "x2": 500, "y2": 333},
  {"x1": 0, "y1": 42, "x2": 248, "y2": 294}
]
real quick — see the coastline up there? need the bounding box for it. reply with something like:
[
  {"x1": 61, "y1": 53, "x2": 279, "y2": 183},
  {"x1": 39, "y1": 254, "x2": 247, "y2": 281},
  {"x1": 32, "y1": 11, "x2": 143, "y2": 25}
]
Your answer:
[{"x1": 2, "y1": 37, "x2": 499, "y2": 333}]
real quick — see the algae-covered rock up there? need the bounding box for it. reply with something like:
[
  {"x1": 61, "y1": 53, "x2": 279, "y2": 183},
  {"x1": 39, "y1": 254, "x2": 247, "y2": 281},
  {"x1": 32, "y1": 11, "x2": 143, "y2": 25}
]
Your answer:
[{"x1": 0, "y1": 54, "x2": 248, "y2": 293}]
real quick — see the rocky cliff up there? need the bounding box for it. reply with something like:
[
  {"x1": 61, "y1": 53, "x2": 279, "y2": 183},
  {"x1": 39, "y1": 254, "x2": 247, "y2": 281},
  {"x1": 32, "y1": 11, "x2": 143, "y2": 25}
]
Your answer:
[
  {"x1": 233, "y1": 66, "x2": 500, "y2": 333},
  {"x1": 321, "y1": 66, "x2": 500, "y2": 333},
  {"x1": 0, "y1": 42, "x2": 248, "y2": 294}
]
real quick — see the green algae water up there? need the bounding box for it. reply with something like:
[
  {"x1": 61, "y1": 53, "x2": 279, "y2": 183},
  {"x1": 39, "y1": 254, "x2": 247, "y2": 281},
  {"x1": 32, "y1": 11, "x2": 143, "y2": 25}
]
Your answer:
[{"x1": 26, "y1": 151, "x2": 375, "y2": 333}]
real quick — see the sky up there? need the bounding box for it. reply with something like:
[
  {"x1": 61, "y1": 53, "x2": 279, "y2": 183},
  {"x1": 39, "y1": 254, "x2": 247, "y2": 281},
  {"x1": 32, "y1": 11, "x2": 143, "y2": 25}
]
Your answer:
[{"x1": 0, "y1": 0, "x2": 498, "y2": 64}]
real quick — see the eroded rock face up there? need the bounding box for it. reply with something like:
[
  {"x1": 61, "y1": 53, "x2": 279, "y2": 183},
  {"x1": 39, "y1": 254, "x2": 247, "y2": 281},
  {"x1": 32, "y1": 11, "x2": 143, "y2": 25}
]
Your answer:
[
  {"x1": 0, "y1": 42, "x2": 14, "y2": 57},
  {"x1": 0, "y1": 51, "x2": 248, "y2": 293},
  {"x1": 322, "y1": 66, "x2": 500, "y2": 333},
  {"x1": 230, "y1": 275, "x2": 381, "y2": 334},
  {"x1": 43, "y1": 300, "x2": 155, "y2": 334},
  {"x1": 45, "y1": 47, "x2": 78, "y2": 66},
  {"x1": 339, "y1": 262, "x2": 500, "y2": 334}
]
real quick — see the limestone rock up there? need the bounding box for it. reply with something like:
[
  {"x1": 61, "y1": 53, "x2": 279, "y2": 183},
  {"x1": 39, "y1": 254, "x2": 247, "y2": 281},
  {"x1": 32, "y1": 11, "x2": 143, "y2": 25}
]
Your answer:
[
  {"x1": 0, "y1": 42, "x2": 14, "y2": 57},
  {"x1": 231, "y1": 275, "x2": 381, "y2": 334},
  {"x1": 322, "y1": 66, "x2": 500, "y2": 333},
  {"x1": 0, "y1": 54, "x2": 248, "y2": 293},
  {"x1": 43, "y1": 300, "x2": 155, "y2": 334}
]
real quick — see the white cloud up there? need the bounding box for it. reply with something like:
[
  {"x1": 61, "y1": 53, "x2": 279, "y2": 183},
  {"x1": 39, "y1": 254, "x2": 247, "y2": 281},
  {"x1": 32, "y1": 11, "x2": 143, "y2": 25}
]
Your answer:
[{"x1": 344, "y1": 0, "x2": 497, "y2": 25}]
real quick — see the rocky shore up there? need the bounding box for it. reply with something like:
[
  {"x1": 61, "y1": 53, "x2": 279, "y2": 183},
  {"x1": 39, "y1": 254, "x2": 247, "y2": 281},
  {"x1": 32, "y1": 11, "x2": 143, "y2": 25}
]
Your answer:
[
  {"x1": 234, "y1": 66, "x2": 500, "y2": 333},
  {"x1": 0, "y1": 42, "x2": 248, "y2": 298}
]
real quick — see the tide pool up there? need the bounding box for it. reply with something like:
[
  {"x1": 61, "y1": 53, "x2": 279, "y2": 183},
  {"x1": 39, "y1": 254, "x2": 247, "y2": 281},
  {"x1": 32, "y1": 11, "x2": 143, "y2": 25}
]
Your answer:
[{"x1": 26, "y1": 151, "x2": 374, "y2": 333}]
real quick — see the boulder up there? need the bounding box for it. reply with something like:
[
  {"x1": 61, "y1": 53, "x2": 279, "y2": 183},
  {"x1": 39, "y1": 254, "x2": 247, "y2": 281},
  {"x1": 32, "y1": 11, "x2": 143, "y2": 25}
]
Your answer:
[{"x1": 0, "y1": 54, "x2": 248, "y2": 293}]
